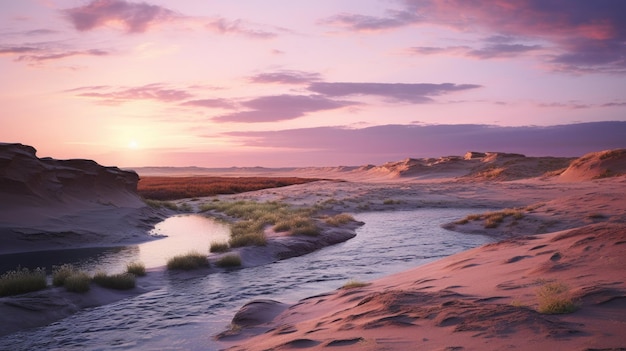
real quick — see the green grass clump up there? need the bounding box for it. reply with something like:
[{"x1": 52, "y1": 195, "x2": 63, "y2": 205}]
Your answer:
[
  {"x1": 203, "y1": 200, "x2": 320, "y2": 246},
  {"x1": 536, "y1": 282, "x2": 578, "y2": 314},
  {"x1": 0, "y1": 267, "x2": 47, "y2": 296},
  {"x1": 166, "y1": 251, "x2": 209, "y2": 270},
  {"x1": 126, "y1": 262, "x2": 146, "y2": 276},
  {"x1": 324, "y1": 213, "x2": 356, "y2": 227},
  {"x1": 215, "y1": 254, "x2": 242, "y2": 268},
  {"x1": 93, "y1": 272, "x2": 136, "y2": 290},
  {"x1": 64, "y1": 272, "x2": 91, "y2": 293},
  {"x1": 341, "y1": 280, "x2": 370, "y2": 290},
  {"x1": 210, "y1": 241, "x2": 230, "y2": 253},
  {"x1": 273, "y1": 216, "x2": 319, "y2": 236},
  {"x1": 229, "y1": 232, "x2": 267, "y2": 247}
]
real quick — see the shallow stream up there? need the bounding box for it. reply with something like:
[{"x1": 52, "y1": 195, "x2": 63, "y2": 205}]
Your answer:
[{"x1": 0, "y1": 209, "x2": 493, "y2": 350}]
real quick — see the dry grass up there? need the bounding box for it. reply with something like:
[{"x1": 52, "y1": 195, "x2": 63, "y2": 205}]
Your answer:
[
  {"x1": 325, "y1": 213, "x2": 356, "y2": 226},
  {"x1": 93, "y1": 272, "x2": 136, "y2": 290},
  {"x1": 64, "y1": 272, "x2": 91, "y2": 293},
  {"x1": 341, "y1": 280, "x2": 370, "y2": 290},
  {"x1": 455, "y1": 208, "x2": 525, "y2": 228},
  {"x1": 138, "y1": 176, "x2": 322, "y2": 201},
  {"x1": 536, "y1": 282, "x2": 578, "y2": 314},
  {"x1": 126, "y1": 262, "x2": 146, "y2": 276},
  {"x1": 166, "y1": 251, "x2": 209, "y2": 270},
  {"x1": 209, "y1": 241, "x2": 230, "y2": 253},
  {"x1": 0, "y1": 267, "x2": 47, "y2": 296},
  {"x1": 202, "y1": 200, "x2": 320, "y2": 246},
  {"x1": 215, "y1": 254, "x2": 242, "y2": 268}
]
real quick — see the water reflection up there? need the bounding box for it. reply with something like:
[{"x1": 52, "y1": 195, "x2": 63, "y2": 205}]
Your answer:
[{"x1": 0, "y1": 214, "x2": 230, "y2": 274}]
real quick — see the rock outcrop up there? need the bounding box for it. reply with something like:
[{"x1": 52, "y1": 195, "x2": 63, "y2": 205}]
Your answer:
[{"x1": 0, "y1": 143, "x2": 158, "y2": 254}]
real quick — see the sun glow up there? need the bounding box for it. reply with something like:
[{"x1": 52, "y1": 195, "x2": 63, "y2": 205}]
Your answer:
[{"x1": 128, "y1": 140, "x2": 139, "y2": 149}]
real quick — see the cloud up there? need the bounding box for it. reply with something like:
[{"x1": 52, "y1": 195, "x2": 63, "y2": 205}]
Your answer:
[
  {"x1": 320, "y1": 9, "x2": 420, "y2": 32},
  {"x1": 72, "y1": 83, "x2": 192, "y2": 104},
  {"x1": 213, "y1": 94, "x2": 357, "y2": 123},
  {"x1": 0, "y1": 45, "x2": 110, "y2": 63},
  {"x1": 206, "y1": 18, "x2": 278, "y2": 39},
  {"x1": 248, "y1": 70, "x2": 323, "y2": 84},
  {"x1": 307, "y1": 82, "x2": 481, "y2": 103},
  {"x1": 62, "y1": 0, "x2": 179, "y2": 33},
  {"x1": 409, "y1": 42, "x2": 542, "y2": 59},
  {"x1": 223, "y1": 122, "x2": 626, "y2": 164},
  {"x1": 181, "y1": 98, "x2": 236, "y2": 109},
  {"x1": 324, "y1": 0, "x2": 626, "y2": 73}
]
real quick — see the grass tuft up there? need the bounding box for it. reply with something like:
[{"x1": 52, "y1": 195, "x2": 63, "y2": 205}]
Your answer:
[
  {"x1": 536, "y1": 282, "x2": 578, "y2": 314},
  {"x1": 0, "y1": 267, "x2": 47, "y2": 297},
  {"x1": 126, "y1": 262, "x2": 146, "y2": 276},
  {"x1": 166, "y1": 251, "x2": 209, "y2": 270},
  {"x1": 93, "y1": 272, "x2": 136, "y2": 290},
  {"x1": 215, "y1": 254, "x2": 242, "y2": 268},
  {"x1": 325, "y1": 213, "x2": 356, "y2": 227},
  {"x1": 341, "y1": 280, "x2": 370, "y2": 290},
  {"x1": 52, "y1": 264, "x2": 78, "y2": 287},
  {"x1": 210, "y1": 241, "x2": 230, "y2": 253},
  {"x1": 64, "y1": 272, "x2": 91, "y2": 293}
]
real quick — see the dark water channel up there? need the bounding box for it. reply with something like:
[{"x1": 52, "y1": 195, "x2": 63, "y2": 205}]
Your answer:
[{"x1": 0, "y1": 209, "x2": 493, "y2": 350}]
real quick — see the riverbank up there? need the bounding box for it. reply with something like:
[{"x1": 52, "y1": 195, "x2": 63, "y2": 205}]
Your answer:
[{"x1": 216, "y1": 177, "x2": 626, "y2": 350}]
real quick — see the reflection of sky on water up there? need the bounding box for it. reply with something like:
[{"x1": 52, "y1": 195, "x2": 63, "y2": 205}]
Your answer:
[{"x1": 0, "y1": 215, "x2": 230, "y2": 275}]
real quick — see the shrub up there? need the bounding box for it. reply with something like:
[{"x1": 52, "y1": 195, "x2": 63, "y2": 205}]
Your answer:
[
  {"x1": 210, "y1": 241, "x2": 230, "y2": 253},
  {"x1": 93, "y1": 272, "x2": 136, "y2": 290},
  {"x1": 215, "y1": 254, "x2": 242, "y2": 268},
  {"x1": 325, "y1": 213, "x2": 356, "y2": 226},
  {"x1": 52, "y1": 264, "x2": 77, "y2": 286},
  {"x1": 126, "y1": 262, "x2": 146, "y2": 276},
  {"x1": 341, "y1": 280, "x2": 370, "y2": 290},
  {"x1": 64, "y1": 272, "x2": 91, "y2": 293},
  {"x1": 166, "y1": 251, "x2": 209, "y2": 270},
  {"x1": 536, "y1": 282, "x2": 577, "y2": 314},
  {"x1": 0, "y1": 267, "x2": 47, "y2": 296}
]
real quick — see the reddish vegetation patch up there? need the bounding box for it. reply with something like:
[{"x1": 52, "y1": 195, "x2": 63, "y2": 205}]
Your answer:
[{"x1": 137, "y1": 176, "x2": 323, "y2": 200}]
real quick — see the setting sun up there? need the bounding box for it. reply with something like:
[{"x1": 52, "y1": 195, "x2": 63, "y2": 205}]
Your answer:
[{"x1": 128, "y1": 140, "x2": 139, "y2": 149}]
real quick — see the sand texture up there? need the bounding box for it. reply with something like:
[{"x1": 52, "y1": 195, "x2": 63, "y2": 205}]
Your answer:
[
  {"x1": 1, "y1": 145, "x2": 625, "y2": 349},
  {"x1": 216, "y1": 150, "x2": 626, "y2": 350}
]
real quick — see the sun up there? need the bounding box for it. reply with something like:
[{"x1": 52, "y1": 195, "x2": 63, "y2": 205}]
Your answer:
[{"x1": 128, "y1": 140, "x2": 139, "y2": 149}]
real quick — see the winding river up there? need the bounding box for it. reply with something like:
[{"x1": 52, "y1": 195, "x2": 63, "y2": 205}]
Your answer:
[{"x1": 0, "y1": 209, "x2": 493, "y2": 350}]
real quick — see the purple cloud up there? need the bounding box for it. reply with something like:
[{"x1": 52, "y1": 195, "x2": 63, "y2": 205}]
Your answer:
[
  {"x1": 0, "y1": 45, "x2": 110, "y2": 63},
  {"x1": 223, "y1": 122, "x2": 626, "y2": 163},
  {"x1": 213, "y1": 94, "x2": 357, "y2": 123},
  {"x1": 321, "y1": 9, "x2": 420, "y2": 32},
  {"x1": 324, "y1": 0, "x2": 626, "y2": 73},
  {"x1": 248, "y1": 70, "x2": 323, "y2": 84},
  {"x1": 307, "y1": 82, "x2": 481, "y2": 103},
  {"x1": 206, "y1": 18, "x2": 278, "y2": 39},
  {"x1": 73, "y1": 83, "x2": 192, "y2": 104},
  {"x1": 181, "y1": 98, "x2": 236, "y2": 109},
  {"x1": 62, "y1": 0, "x2": 178, "y2": 33}
]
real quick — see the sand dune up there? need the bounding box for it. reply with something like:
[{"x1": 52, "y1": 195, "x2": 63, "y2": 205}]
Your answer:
[
  {"x1": 219, "y1": 222, "x2": 626, "y2": 351},
  {"x1": 2, "y1": 144, "x2": 625, "y2": 349},
  {"x1": 559, "y1": 149, "x2": 626, "y2": 182}
]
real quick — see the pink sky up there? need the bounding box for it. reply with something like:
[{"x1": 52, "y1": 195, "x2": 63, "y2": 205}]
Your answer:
[{"x1": 1, "y1": 0, "x2": 625, "y2": 167}]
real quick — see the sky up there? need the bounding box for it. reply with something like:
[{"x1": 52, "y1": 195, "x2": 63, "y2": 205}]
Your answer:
[{"x1": 1, "y1": 0, "x2": 625, "y2": 167}]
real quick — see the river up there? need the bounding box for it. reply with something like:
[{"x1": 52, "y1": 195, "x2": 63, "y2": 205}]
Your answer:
[{"x1": 0, "y1": 209, "x2": 492, "y2": 350}]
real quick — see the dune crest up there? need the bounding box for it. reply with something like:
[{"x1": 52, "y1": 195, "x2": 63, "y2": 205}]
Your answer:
[{"x1": 559, "y1": 149, "x2": 626, "y2": 181}]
